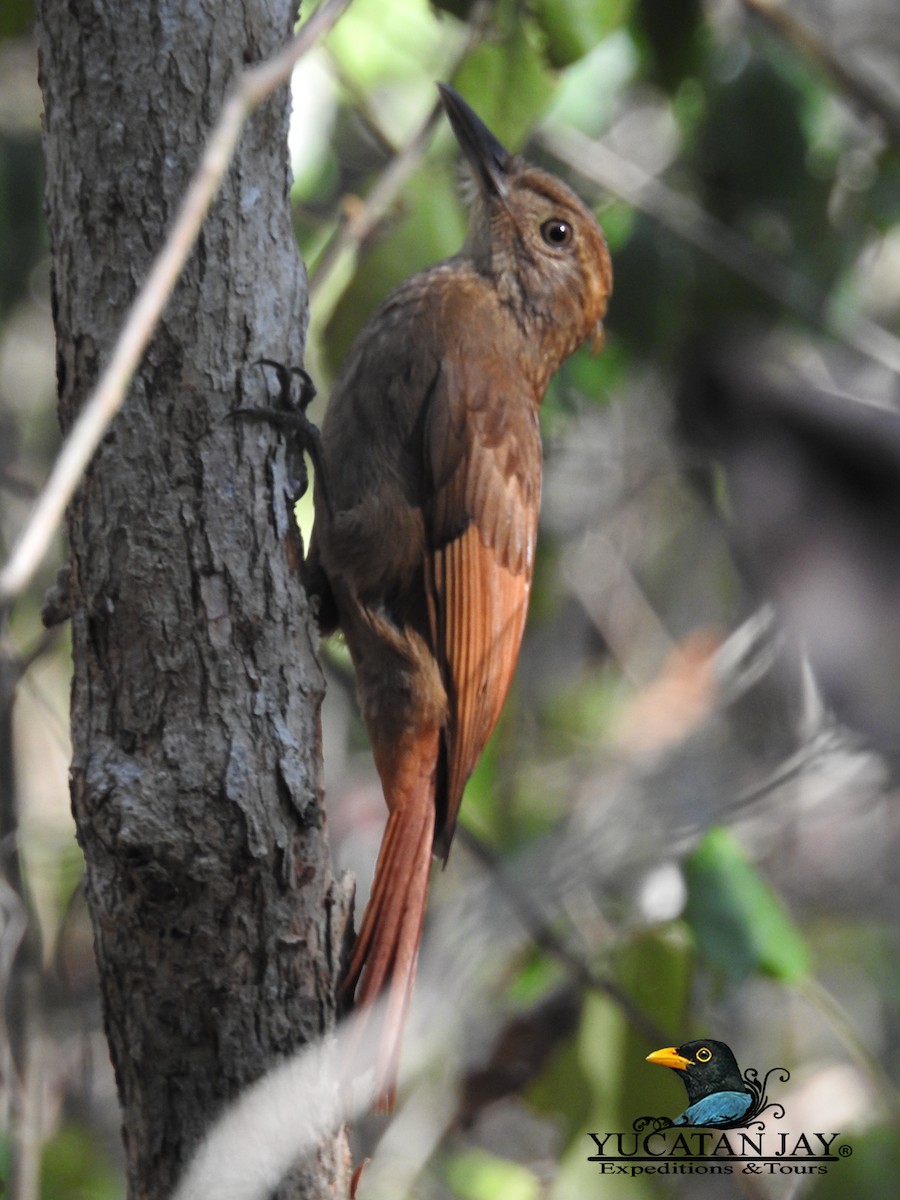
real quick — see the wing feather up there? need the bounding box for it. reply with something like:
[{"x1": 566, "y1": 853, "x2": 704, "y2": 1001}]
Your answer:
[{"x1": 426, "y1": 362, "x2": 541, "y2": 847}]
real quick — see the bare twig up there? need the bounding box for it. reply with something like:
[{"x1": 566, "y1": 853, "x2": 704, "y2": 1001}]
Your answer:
[
  {"x1": 457, "y1": 826, "x2": 670, "y2": 1049},
  {"x1": 543, "y1": 125, "x2": 900, "y2": 376},
  {"x1": 1, "y1": 641, "x2": 50, "y2": 1200},
  {"x1": 0, "y1": 0, "x2": 353, "y2": 602},
  {"x1": 308, "y1": 3, "x2": 492, "y2": 313},
  {"x1": 308, "y1": 95, "x2": 446, "y2": 305},
  {"x1": 740, "y1": 0, "x2": 900, "y2": 148}
]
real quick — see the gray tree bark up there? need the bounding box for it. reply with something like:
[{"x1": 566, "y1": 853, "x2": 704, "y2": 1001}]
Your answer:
[{"x1": 35, "y1": 2, "x2": 349, "y2": 1196}]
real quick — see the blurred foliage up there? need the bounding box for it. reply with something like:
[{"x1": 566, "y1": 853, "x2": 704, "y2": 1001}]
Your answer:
[
  {"x1": 4, "y1": 0, "x2": 900, "y2": 1196},
  {"x1": 685, "y1": 826, "x2": 811, "y2": 983},
  {"x1": 445, "y1": 1149, "x2": 542, "y2": 1200},
  {"x1": 0, "y1": 0, "x2": 31, "y2": 39},
  {"x1": 39, "y1": 1127, "x2": 122, "y2": 1200},
  {"x1": 807, "y1": 1127, "x2": 900, "y2": 1197}
]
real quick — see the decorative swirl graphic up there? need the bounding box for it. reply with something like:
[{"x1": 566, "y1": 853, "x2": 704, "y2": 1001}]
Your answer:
[
  {"x1": 633, "y1": 1116, "x2": 675, "y2": 1132},
  {"x1": 735, "y1": 1066, "x2": 791, "y2": 1129}
]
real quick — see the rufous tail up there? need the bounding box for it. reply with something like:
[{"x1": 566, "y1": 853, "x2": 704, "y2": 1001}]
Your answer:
[{"x1": 342, "y1": 734, "x2": 438, "y2": 1108}]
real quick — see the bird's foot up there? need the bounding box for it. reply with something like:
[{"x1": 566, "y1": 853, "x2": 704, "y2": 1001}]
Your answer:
[{"x1": 234, "y1": 360, "x2": 332, "y2": 516}]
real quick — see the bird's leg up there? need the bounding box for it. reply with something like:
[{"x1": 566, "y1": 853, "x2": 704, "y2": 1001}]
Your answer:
[{"x1": 233, "y1": 359, "x2": 333, "y2": 517}]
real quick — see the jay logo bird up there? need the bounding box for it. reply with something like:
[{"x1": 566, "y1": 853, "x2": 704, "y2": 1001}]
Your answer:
[{"x1": 647, "y1": 1040, "x2": 754, "y2": 1128}]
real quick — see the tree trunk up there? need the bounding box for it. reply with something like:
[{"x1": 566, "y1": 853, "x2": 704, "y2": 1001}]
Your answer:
[{"x1": 35, "y1": 2, "x2": 349, "y2": 1196}]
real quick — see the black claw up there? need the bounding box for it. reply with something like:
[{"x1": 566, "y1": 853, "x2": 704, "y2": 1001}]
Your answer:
[
  {"x1": 256, "y1": 359, "x2": 317, "y2": 409},
  {"x1": 233, "y1": 360, "x2": 332, "y2": 517},
  {"x1": 41, "y1": 564, "x2": 72, "y2": 629}
]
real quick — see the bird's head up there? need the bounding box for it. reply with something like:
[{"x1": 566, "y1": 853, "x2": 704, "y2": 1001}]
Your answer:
[
  {"x1": 646, "y1": 1040, "x2": 748, "y2": 1105},
  {"x1": 437, "y1": 84, "x2": 612, "y2": 366}
]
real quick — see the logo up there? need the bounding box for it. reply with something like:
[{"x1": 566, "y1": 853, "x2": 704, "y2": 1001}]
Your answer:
[{"x1": 586, "y1": 1040, "x2": 854, "y2": 1178}]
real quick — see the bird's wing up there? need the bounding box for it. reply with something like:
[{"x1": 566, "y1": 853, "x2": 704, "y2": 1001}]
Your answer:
[
  {"x1": 674, "y1": 1091, "x2": 753, "y2": 1128},
  {"x1": 425, "y1": 355, "x2": 541, "y2": 849}
]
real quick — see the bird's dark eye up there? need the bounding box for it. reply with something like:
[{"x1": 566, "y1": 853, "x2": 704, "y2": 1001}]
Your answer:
[
  {"x1": 696, "y1": 1047, "x2": 712, "y2": 1063},
  {"x1": 540, "y1": 218, "x2": 573, "y2": 247}
]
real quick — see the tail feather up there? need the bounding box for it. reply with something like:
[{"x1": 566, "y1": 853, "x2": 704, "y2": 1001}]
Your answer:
[{"x1": 343, "y1": 738, "x2": 437, "y2": 1107}]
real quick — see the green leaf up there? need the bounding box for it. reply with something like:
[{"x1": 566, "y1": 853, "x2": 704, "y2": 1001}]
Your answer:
[
  {"x1": 326, "y1": 0, "x2": 449, "y2": 89},
  {"x1": 452, "y1": 22, "x2": 556, "y2": 149},
  {"x1": 684, "y1": 826, "x2": 810, "y2": 982},
  {"x1": 532, "y1": 0, "x2": 633, "y2": 69}
]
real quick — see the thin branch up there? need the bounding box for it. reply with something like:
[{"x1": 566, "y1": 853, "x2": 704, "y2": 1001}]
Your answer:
[
  {"x1": 542, "y1": 125, "x2": 900, "y2": 377},
  {"x1": 308, "y1": 3, "x2": 493, "y2": 314},
  {"x1": 741, "y1": 0, "x2": 900, "y2": 148},
  {"x1": 1, "y1": 643, "x2": 50, "y2": 1200},
  {"x1": 308, "y1": 95, "x2": 446, "y2": 307},
  {"x1": 457, "y1": 826, "x2": 670, "y2": 1049},
  {"x1": 0, "y1": 0, "x2": 353, "y2": 602},
  {"x1": 798, "y1": 975, "x2": 899, "y2": 1115}
]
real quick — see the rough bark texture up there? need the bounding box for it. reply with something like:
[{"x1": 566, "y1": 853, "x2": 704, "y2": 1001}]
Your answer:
[{"x1": 35, "y1": 2, "x2": 349, "y2": 1196}]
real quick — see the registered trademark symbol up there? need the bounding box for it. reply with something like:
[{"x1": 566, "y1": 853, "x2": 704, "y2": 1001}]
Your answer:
[{"x1": 839, "y1": 1144, "x2": 852, "y2": 1157}]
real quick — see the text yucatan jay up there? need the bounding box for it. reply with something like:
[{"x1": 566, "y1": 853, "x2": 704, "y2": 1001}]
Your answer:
[{"x1": 306, "y1": 84, "x2": 613, "y2": 1106}]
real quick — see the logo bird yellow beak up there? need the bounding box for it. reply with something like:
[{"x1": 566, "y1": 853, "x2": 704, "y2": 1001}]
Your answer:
[{"x1": 647, "y1": 1046, "x2": 692, "y2": 1072}]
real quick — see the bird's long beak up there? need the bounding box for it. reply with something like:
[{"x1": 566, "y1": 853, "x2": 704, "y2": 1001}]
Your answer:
[
  {"x1": 437, "y1": 83, "x2": 511, "y2": 199},
  {"x1": 647, "y1": 1046, "x2": 691, "y2": 1071}
]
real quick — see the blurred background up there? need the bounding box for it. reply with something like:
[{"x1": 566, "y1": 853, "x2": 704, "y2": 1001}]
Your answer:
[{"x1": 3, "y1": 0, "x2": 900, "y2": 1195}]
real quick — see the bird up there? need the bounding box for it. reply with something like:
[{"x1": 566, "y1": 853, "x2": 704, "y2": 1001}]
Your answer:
[
  {"x1": 646, "y1": 1040, "x2": 753, "y2": 1127},
  {"x1": 306, "y1": 83, "x2": 612, "y2": 1105}
]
